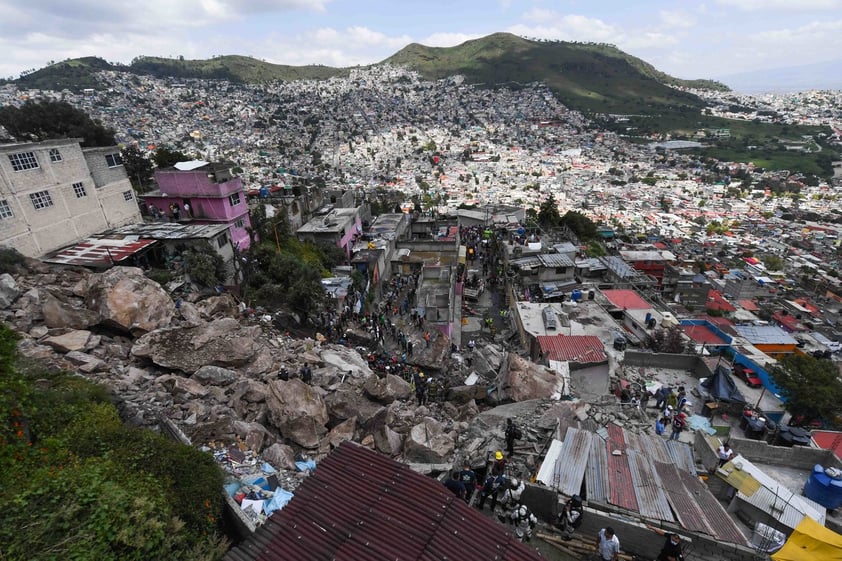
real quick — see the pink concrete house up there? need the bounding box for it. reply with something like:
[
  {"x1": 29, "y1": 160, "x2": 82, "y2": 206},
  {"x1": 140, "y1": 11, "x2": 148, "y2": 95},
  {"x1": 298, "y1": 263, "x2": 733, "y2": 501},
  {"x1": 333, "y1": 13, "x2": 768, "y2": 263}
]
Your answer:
[{"x1": 145, "y1": 160, "x2": 252, "y2": 250}]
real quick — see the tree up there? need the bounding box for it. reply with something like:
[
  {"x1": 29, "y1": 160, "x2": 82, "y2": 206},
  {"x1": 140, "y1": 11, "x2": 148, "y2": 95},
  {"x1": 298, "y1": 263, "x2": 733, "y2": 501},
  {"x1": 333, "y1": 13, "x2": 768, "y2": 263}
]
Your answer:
[
  {"x1": 650, "y1": 325, "x2": 688, "y2": 354},
  {"x1": 121, "y1": 145, "x2": 154, "y2": 190},
  {"x1": 153, "y1": 147, "x2": 190, "y2": 169},
  {"x1": 769, "y1": 354, "x2": 842, "y2": 427},
  {"x1": 0, "y1": 100, "x2": 115, "y2": 146},
  {"x1": 560, "y1": 210, "x2": 597, "y2": 240},
  {"x1": 537, "y1": 195, "x2": 562, "y2": 229}
]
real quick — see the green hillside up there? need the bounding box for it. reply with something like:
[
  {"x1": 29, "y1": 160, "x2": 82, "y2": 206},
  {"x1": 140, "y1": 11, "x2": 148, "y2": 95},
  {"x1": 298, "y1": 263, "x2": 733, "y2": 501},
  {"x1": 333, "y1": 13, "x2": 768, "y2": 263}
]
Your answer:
[
  {"x1": 384, "y1": 33, "x2": 725, "y2": 115},
  {"x1": 16, "y1": 57, "x2": 116, "y2": 92},
  {"x1": 129, "y1": 55, "x2": 347, "y2": 83},
  {"x1": 13, "y1": 33, "x2": 725, "y2": 115}
]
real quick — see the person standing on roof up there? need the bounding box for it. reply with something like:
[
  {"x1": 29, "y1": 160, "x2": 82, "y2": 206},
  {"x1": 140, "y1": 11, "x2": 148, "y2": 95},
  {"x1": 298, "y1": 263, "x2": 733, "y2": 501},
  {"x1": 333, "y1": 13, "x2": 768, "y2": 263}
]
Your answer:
[
  {"x1": 717, "y1": 442, "x2": 735, "y2": 467},
  {"x1": 646, "y1": 524, "x2": 684, "y2": 561}
]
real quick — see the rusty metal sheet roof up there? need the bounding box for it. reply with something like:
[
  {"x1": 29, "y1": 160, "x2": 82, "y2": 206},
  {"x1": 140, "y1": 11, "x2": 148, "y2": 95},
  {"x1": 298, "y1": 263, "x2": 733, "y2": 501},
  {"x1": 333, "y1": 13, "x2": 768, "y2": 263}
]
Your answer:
[
  {"x1": 555, "y1": 427, "x2": 594, "y2": 496},
  {"x1": 536, "y1": 335, "x2": 607, "y2": 364},
  {"x1": 627, "y1": 449, "x2": 675, "y2": 523},
  {"x1": 586, "y1": 434, "x2": 609, "y2": 504},
  {"x1": 638, "y1": 434, "x2": 673, "y2": 465},
  {"x1": 42, "y1": 237, "x2": 157, "y2": 267},
  {"x1": 224, "y1": 441, "x2": 543, "y2": 561},
  {"x1": 676, "y1": 466, "x2": 747, "y2": 545},
  {"x1": 606, "y1": 423, "x2": 639, "y2": 512},
  {"x1": 655, "y1": 461, "x2": 714, "y2": 537}
]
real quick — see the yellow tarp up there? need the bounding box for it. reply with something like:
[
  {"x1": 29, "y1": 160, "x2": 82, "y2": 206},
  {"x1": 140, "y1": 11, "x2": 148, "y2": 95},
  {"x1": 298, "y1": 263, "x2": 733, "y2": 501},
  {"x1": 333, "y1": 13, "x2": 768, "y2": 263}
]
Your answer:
[{"x1": 771, "y1": 516, "x2": 842, "y2": 561}]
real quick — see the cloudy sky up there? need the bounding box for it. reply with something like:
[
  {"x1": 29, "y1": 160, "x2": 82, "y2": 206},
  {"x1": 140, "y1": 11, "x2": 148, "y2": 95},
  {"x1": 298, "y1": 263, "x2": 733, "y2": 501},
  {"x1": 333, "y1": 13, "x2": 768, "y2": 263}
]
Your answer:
[{"x1": 4, "y1": 0, "x2": 842, "y2": 86}]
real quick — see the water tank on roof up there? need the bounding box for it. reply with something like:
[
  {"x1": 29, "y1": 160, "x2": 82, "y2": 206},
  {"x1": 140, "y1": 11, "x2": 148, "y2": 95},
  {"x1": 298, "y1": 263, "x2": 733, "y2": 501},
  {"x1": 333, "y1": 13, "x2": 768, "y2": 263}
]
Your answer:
[
  {"x1": 588, "y1": 290, "x2": 595, "y2": 300},
  {"x1": 571, "y1": 290, "x2": 582, "y2": 302},
  {"x1": 542, "y1": 307, "x2": 558, "y2": 330}
]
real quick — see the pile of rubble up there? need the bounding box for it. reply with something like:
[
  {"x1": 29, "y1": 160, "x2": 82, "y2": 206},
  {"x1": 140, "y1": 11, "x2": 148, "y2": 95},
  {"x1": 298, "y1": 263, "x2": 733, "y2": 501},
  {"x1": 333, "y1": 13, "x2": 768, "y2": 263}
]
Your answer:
[{"x1": 0, "y1": 261, "x2": 671, "y2": 528}]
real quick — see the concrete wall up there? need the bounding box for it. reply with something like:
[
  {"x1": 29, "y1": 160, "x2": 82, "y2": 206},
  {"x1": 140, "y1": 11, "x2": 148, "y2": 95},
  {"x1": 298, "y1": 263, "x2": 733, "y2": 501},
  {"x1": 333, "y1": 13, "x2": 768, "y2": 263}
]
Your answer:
[
  {"x1": 574, "y1": 507, "x2": 764, "y2": 561},
  {"x1": 82, "y1": 147, "x2": 129, "y2": 188},
  {"x1": 623, "y1": 351, "x2": 710, "y2": 378},
  {"x1": 0, "y1": 140, "x2": 141, "y2": 256}
]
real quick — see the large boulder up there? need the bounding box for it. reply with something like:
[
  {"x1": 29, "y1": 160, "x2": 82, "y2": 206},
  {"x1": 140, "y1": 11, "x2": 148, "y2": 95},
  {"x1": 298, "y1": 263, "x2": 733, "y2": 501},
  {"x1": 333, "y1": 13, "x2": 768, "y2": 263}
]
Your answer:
[
  {"x1": 363, "y1": 373, "x2": 412, "y2": 404},
  {"x1": 504, "y1": 354, "x2": 565, "y2": 402},
  {"x1": 0, "y1": 273, "x2": 20, "y2": 309},
  {"x1": 156, "y1": 374, "x2": 209, "y2": 403},
  {"x1": 192, "y1": 365, "x2": 238, "y2": 386},
  {"x1": 131, "y1": 318, "x2": 261, "y2": 372},
  {"x1": 41, "y1": 291, "x2": 99, "y2": 329},
  {"x1": 85, "y1": 266, "x2": 176, "y2": 335},
  {"x1": 407, "y1": 331, "x2": 452, "y2": 372},
  {"x1": 42, "y1": 329, "x2": 92, "y2": 353},
  {"x1": 403, "y1": 417, "x2": 455, "y2": 463},
  {"x1": 266, "y1": 379, "x2": 328, "y2": 448},
  {"x1": 319, "y1": 346, "x2": 374, "y2": 380},
  {"x1": 325, "y1": 388, "x2": 385, "y2": 424},
  {"x1": 326, "y1": 417, "x2": 357, "y2": 449},
  {"x1": 471, "y1": 343, "x2": 506, "y2": 378},
  {"x1": 195, "y1": 293, "x2": 240, "y2": 319},
  {"x1": 262, "y1": 442, "x2": 297, "y2": 471},
  {"x1": 373, "y1": 424, "x2": 404, "y2": 457}
]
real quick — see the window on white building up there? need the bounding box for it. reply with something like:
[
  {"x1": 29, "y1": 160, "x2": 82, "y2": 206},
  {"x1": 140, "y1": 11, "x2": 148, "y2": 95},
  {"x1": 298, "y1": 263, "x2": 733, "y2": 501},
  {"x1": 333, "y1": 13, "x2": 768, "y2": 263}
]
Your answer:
[
  {"x1": 49, "y1": 148, "x2": 62, "y2": 162},
  {"x1": 9, "y1": 152, "x2": 39, "y2": 171},
  {"x1": 216, "y1": 234, "x2": 228, "y2": 248},
  {"x1": 73, "y1": 182, "x2": 87, "y2": 198},
  {"x1": 122, "y1": 190, "x2": 134, "y2": 201},
  {"x1": 105, "y1": 153, "x2": 123, "y2": 167},
  {"x1": 0, "y1": 200, "x2": 13, "y2": 219},
  {"x1": 30, "y1": 190, "x2": 53, "y2": 210},
  {"x1": 228, "y1": 192, "x2": 241, "y2": 206}
]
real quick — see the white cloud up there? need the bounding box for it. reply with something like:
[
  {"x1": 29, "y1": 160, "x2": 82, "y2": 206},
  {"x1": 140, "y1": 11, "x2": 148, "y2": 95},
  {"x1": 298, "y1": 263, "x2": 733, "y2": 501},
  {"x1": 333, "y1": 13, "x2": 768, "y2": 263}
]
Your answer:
[
  {"x1": 716, "y1": 0, "x2": 842, "y2": 11},
  {"x1": 419, "y1": 32, "x2": 483, "y2": 48},
  {"x1": 659, "y1": 10, "x2": 696, "y2": 29},
  {"x1": 508, "y1": 12, "x2": 618, "y2": 43}
]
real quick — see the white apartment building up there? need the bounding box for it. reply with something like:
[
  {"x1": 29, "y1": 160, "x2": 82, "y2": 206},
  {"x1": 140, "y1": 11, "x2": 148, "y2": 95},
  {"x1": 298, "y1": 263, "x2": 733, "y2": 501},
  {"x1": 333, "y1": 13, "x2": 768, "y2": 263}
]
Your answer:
[{"x1": 0, "y1": 138, "x2": 141, "y2": 257}]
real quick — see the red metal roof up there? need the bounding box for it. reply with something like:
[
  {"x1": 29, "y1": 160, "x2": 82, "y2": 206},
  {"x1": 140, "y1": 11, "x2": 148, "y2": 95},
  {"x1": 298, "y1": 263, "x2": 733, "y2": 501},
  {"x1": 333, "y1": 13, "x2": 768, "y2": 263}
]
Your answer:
[
  {"x1": 224, "y1": 442, "x2": 543, "y2": 561},
  {"x1": 602, "y1": 289, "x2": 650, "y2": 310},
  {"x1": 537, "y1": 335, "x2": 607, "y2": 363},
  {"x1": 606, "y1": 423, "x2": 639, "y2": 512},
  {"x1": 812, "y1": 431, "x2": 842, "y2": 458},
  {"x1": 43, "y1": 238, "x2": 157, "y2": 267},
  {"x1": 705, "y1": 290, "x2": 735, "y2": 313},
  {"x1": 738, "y1": 299, "x2": 759, "y2": 312},
  {"x1": 682, "y1": 325, "x2": 728, "y2": 345}
]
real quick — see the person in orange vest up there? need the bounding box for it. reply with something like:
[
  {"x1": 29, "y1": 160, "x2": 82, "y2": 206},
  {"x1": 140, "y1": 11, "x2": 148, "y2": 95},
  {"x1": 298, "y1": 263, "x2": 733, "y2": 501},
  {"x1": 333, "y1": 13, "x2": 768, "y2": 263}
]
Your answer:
[{"x1": 424, "y1": 331, "x2": 431, "y2": 348}]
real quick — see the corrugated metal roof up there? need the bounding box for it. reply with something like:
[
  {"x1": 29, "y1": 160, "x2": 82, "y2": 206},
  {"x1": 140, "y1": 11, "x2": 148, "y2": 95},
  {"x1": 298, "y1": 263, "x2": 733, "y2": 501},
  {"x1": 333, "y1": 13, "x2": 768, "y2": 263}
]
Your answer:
[
  {"x1": 719, "y1": 455, "x2": 825, "y2": 531},
  {"x1": 42, "y1": 237, "x2": 157, "y2": 267},
  {"x1": 537, "y1": 253, "x2": 574, "y2": 268},
  {"x1": 586, "y1": 435, "x2": 609, "y2": 504},
  {"x1": 224, "y1": 442, "x2": 543, "y2": 561},
  {"x1": 627, "y1": 449, "x2": 675, "y2": 522},
  {"x1": 555, "y1": 428, "x2": 593, "y2": 496},
  {"x1": 677, "y1": 466, "x2": 747, "y2": 544},
  {"x1": 535, "y1": 439, "x2": 564, "y2": 487},
  {"x1": 655, "y1": 461, "x2": 715, "y2": 537},
  {"x1": 606, "y1": 423, "x2": 639, "y2": 512},
  {"x1": 536, "y1": 335, "x2": 607, "y2": 364},
  {"x1": 733, "y1": 325, "x2": 798, "y2": 345}
]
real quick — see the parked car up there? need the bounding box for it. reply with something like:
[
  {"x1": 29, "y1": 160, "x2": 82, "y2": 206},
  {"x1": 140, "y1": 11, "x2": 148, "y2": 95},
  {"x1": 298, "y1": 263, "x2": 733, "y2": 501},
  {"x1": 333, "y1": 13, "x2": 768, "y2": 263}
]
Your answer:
[{"x1": 733, "y1": 364, "x2": 762, "y2": 388}]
